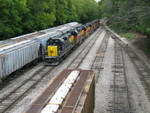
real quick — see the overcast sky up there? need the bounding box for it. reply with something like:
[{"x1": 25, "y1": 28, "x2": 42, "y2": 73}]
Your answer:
[{"x1": 95, "y1": 0, "x2": 101, "y2": 2}]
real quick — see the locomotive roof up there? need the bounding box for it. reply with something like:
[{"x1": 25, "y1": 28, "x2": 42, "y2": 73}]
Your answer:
[{"x1": 47, "y1": 32, "x2": 71, "y2": 42}]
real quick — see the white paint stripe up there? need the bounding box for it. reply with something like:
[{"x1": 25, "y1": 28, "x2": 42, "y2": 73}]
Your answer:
[{"x1": 41, "y1": 70, "x2": 80, "y2": 113}]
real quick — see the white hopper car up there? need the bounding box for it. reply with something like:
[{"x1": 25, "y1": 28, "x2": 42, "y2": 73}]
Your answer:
[{"x1": 0, "y1": 22, "x2": 80, "y2": 80}]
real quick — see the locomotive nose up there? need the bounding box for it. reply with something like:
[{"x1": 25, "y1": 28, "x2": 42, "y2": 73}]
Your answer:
[
  {"x1": 50, "y1": 50, "x2": 54, "y2": 53},
  {"x1": 48, "y1": 46, "x2": 58, "y2": 57}
]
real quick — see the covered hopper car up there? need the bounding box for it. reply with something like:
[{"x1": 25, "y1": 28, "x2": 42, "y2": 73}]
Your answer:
[{"x1": 0, "y1": 39, "x2": 40, "y2": 80}]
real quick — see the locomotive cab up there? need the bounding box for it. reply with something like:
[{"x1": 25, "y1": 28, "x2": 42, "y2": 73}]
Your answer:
[
  {"x1": 85, "y1": 23, "x2": 92, "y2": 35},
  {"x1": 70, "y1": 26, "x2": 84, "y2": 45},
  {"x1": 44, "y1": 33, "x2": 75, "y2": 65},
  {"x1": 82, "y1": 25, "x2": 87, "y2": 37},
  {"x1": 82, "y1": 25, "x2": 92, "y2": 37},
  {"x1": 44, "y1": 38, "x2": 61, "y2": 65},
  {"x1": 47, "y1": 39, "x2": 62, "y2": 57}
]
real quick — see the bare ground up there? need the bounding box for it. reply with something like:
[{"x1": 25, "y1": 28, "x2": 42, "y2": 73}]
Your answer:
[
  {"x1": 132, "y1": 38, "x2": 150, "y2": 58},
  {"x1": 131, "y1": 32, "x2": 150, "y2": 59}
]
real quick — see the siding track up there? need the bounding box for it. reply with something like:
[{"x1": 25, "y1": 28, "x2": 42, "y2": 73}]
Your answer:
[
  {"x1": 112, "y1": 37, "x2": 131, "y2": 113},
  {"x1": 67, "y1": 28, "x2": 103, "y2": 69},
  {"x1": 0, "y1": 66, "x2": 53, "y2": 113},
  {"x1": 115, "y1": 36, "x2": 150, "y2": 102},
  {"x1": 91, "y1": 26, "x2": 110, "y2": 83}
]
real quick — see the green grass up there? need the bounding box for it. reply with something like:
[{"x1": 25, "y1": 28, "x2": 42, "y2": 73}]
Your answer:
[
  {"x1": 120, "y1": 32, "x2": 136, "y2": 40},
  {"x1": 143, "y1": 47, "x2": 150, "y2": 55}
]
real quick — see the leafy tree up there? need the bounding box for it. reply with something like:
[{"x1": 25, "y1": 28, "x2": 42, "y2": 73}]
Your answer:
[
  {"x1": 55, "y1": 0, "x2": 67, "y2": 25},
  {"x1": 72, "y1": 0, "x2": 86, "y2": 23},
  {"x1": 65, "y1": 0, "x2": 78, "y2": 22},
  {"x1": 0, "y1": 0, "x2": 100, "y2": 40},
  {"x1": 0, "y1": 0, "x2": 29, "y2": 39},
  {"x1": 72, "y1": 0, "x2": 98, "y2": 23},
  {"x1": 84, "y1": 0, "x2": 99, "y2": 22},
  {"x1": 26, "y1": 0, "x2": 56, "y2": 30},
  {"x1": 98, "y1": 0, "x2": 150, "y2": 37}
]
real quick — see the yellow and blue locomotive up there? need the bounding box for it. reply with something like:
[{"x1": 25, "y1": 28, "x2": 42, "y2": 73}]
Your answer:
[
  {"x1": 44, "y1": 20, "x2": 101, "y2": 65},
  {"x1": 44, "y1": 31, "x2": 75, "y2": 65}
]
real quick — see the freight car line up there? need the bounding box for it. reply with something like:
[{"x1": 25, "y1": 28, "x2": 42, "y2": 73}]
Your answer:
[
  {"x1": 114, "y1": 36, "x2": 150, "y2": 102},
  {"x1": 91, "y1": 26, "x2": 110, "y2": 83},
  {"x1": 0, "y1": 22, "x2": 80, "y2": 80},
  {"x1": 111, "y1": 39, "x2": 131, "y2": 113},
  {"x1": 0, "y1": 20, "x2": 101, "y2": 80},
  {"x1": 0, "y1": 22, "x2": 79, "y2": 49},
  {"x1": 67, "y1": 28, "x2": 103, "y2": 69},
  {"x1": 0, "y1": 66, "x2": 54, "y2": 113}
]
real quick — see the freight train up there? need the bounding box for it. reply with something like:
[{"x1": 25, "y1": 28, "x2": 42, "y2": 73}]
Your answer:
[
  {"x1": 0, "y1": 19, "x2": 103, "y2": 80},
  {"x1": 44, "y1": 20, "x2": 100, "y2": 65}
]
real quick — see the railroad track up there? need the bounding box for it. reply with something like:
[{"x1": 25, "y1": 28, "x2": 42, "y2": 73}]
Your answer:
[
  {"x1": 115, "y1": 36, "x2": 150, "y2": 102},
  {"x1": 104, "y1": 26, "x2": 150, "y2": 102},
  {"x1": 111, "y1": 38, "x2": 131, "y2": 113},
  {"x1": 91, "y1": 26, "x2": 110, "y2": 83},
  {"x1": 92, "y1": 28, "x2": 131, "y2": 112},
  {"x1": 0, "y1": 66, "x2": 54, "y2": 113},
  {"x1": 67, "y1": 27, "x2": 103, "y2": 69}
]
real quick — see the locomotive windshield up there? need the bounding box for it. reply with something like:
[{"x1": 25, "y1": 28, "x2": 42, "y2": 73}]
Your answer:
[
  {"x1": 71, "y1": 29, "x2": 78, "y2": 36},
  {"x1": 47, "y1": 39, "x2": 62, "y2": 51},
  {"x1": 82, "y1": 26, "x2": 87, "y2": 30}
]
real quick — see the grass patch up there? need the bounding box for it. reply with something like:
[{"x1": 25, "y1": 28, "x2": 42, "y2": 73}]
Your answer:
[
  {"x1": 120, "y1": 32, "x2": 136, "y2": 40},
  {"x1": 143, "y1": 47, "x2": 150, "y2": 55}
]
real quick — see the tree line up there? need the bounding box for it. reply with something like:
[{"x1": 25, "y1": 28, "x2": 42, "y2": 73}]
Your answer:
[
  {"x1": 98, "y1": 0, "x2": 150, "y2": 37},
  {"x1": 0, "y1": 0, "x2": 99, "y2": 40},
  {"x1": 1, "y1": 0, "x2": 149, "y2": 40}
]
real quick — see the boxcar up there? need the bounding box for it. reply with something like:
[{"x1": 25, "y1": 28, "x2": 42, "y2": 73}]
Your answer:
[{"x1": 24, "y1": 69, "x2": 95, "y2": 113}]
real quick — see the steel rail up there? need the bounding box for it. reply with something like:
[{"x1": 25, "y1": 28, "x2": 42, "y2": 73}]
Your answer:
[
  {"x1": 67, "y1": 28, "x2": 103, "y2": 69},
  {"x1": 115, "y1": 37, "x2": 150, "y2": 102},
  {"x1": 0, "y1": 66, "x2": 54, "y2": 113},
  {"x1": 112, "y1": 39, "x2": 131, "y2": 113},
  {"x1": 91, "y1": 26, "x2": 110, "y2": 83}
]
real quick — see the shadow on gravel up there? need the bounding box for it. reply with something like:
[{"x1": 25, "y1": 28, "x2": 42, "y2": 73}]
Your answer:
[{"x1": 132, "y1": 37, "x2": 150, "y2": 59}]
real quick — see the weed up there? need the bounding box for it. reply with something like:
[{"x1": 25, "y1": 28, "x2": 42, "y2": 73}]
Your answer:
[{"x1": 120, "y1": 32, "x2": 136, "y2": 40}]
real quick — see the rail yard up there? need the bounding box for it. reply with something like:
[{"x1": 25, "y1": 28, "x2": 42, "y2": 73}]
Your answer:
[{"x1": 0, "y1": 24, "x2": 150, "y2": 113}]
